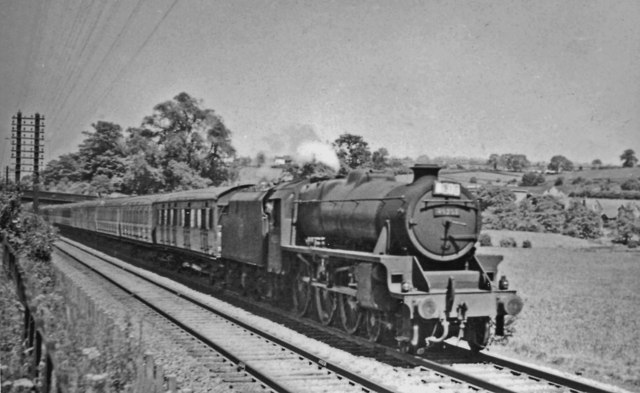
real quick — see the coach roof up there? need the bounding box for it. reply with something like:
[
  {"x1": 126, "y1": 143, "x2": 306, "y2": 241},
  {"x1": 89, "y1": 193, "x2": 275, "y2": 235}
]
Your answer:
[{"x1": 152, "y1": 184, "x2": 253, "y2": 204}]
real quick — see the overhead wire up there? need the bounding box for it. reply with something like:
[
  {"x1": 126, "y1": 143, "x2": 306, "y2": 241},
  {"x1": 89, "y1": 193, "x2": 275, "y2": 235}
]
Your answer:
[
  {"x1": 54, "y1": 0, "x2": 146, "y2": 136},
  {"x1": 47, "y1": 0, "x2": 101, "y2": 126},
  {"x1": 84, "y1": 0, "x2": 180, "y2": 126},
  {"x1": 11, "y1": 0, "x2": 180, "y2": 171},
  {"x1": 57, "y1": 0, "x2": 178, "y2": 138},
  {"x1": 42, "y1": 0, "x2": 86, "y2": 106},
  {"x1": 29, "y1": 0, "x2": 91, "y2": 168},
  {"x1": 48, "y1": 0, "x2": 110, "y2": 125},
  {"x1": 47, "y1": 0, "x2": 95, "y2": 111},
  {"x1": 17, "y1": 0, "x2": 48, "y2": 110}
]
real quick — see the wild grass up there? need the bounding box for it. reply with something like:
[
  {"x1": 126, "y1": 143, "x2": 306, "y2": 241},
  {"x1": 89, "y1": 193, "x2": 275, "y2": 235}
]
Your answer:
[{"x1": 481, "y1": 246, "x2": 640, "y2": 390}]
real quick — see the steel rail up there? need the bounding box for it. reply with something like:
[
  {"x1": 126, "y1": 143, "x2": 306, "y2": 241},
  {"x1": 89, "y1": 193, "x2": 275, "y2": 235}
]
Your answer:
[
  {"x1": 56, "y1": 240, "x2": 399, "y2": 393},
  {"x1": 476, "y1": 351, "x2": 616, "y2": 393}
]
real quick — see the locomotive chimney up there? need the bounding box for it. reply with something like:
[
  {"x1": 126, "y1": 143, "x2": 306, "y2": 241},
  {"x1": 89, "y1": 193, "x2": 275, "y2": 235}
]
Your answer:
[{"x1": 411, "y1": 164, "x2": 441, "y2": 183}]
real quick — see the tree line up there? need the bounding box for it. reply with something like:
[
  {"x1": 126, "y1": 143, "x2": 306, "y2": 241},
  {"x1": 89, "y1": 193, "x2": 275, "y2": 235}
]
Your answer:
[
  {"x1": 41, "y1": 92, "x2": 418, "y2": 196},
  {"x1": 37, "y1": 91, "x2": 639, "y2": 196},
  {"x1": 43, "y1": 93, "x2": 237, "y2": 195}
]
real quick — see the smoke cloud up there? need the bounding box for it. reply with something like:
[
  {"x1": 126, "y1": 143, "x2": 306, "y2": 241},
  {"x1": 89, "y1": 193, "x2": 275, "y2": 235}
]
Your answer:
[
  {"x1": 262, "y1": 124, "x2": 340, "y2": 171},
  {"x1": 295, "y1": 141, "x2": 340, "y2": 171}
]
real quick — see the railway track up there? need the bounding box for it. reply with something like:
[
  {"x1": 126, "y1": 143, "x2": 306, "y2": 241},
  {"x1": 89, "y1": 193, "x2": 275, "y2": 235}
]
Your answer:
[
  {"x1": 55, "y1": 240, "x2": 392, "y2": 393},
  {"x1": 58, "y1": 237, "x2": 623, "y2": 393}
]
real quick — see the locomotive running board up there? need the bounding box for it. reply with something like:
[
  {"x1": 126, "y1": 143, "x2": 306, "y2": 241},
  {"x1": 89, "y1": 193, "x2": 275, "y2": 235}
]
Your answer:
[{"x1": 282, "y1": 244, "x2": 415, "y2": 296}]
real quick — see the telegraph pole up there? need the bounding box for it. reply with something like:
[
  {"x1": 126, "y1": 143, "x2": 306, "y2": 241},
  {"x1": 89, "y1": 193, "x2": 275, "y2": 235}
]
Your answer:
[
  {"x1": 11, "y1": 111, "x2": 45, "y2": 210},
  {"x1": 12, "y1": 111, "x2": 22, "y2": 185},
  {"x1": 33, "y1": 113, "x2": 42, "y2": 212}
]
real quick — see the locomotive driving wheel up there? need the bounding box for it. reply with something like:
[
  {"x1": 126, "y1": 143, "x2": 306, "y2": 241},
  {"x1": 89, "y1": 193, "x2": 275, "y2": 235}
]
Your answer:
[
  {"x1": 315, "y1": 288, "x2": 337, "y2": 325},
  {"x1": 338, "y1": 294, "x2": 362, "y2": 334},
  {"x1": 292, "y1": 264, "x2": 312, "y2": 317},
  {"x1": 364, "y1": 309, "x2": 384, "y2": 342}
]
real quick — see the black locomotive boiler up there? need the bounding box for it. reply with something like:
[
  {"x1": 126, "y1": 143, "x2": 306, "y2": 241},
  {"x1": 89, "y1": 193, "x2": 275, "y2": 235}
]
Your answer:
[{"x1": 42, "y1": 164, "x2": 522, "y2": 353}]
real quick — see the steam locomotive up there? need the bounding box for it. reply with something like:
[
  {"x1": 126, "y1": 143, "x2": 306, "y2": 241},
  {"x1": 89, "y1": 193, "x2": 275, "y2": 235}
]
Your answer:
[{"x1": 42, "y1": 164, "x2": 522, "y2": 353}]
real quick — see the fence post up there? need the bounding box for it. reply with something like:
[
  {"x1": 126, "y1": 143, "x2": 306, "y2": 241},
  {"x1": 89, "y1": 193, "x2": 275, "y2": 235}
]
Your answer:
[{"x1": 33, "y1": 331, "x2": 43, "y2": 378}]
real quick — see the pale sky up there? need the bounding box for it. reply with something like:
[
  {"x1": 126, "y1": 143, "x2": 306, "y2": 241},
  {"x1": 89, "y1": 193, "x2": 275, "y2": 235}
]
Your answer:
[{"x1": 1, "y1": 0, "x2": 639, "y2": 173}]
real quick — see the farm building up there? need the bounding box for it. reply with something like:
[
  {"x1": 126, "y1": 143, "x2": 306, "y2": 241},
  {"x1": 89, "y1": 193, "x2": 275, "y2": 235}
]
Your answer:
[{"x1": 581, "y1": 199, "x2": 640, "y2": 224}]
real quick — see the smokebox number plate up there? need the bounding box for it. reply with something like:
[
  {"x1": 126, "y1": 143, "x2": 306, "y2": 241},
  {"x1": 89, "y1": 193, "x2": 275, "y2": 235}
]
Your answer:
[{"x1": 434, "y1": 207, "x2": 460, "y2": 217}]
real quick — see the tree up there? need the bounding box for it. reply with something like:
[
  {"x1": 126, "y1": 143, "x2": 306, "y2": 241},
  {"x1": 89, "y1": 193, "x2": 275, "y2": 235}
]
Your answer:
[
  {"x1": 142, "y1": 92, "x2": 236, "y2": 185},
  {"x1": 563, "y1": 201, "x2": 602, "y2": 239},
  {"x1": 620, "y1": 149, "x2": 638, "y2": 168},
  {"x1": 284, "y1": 160, "x2": 336, "y2": 181},
  {"x1": 504, "y1": 154, "x2": 530, "y2": 171},
  {"x1": 371, "y1": 148, "x2": 389, "y2": 170},
  {"x1": 77, "y1": 121, "x2": 127, "y2": 181},
  {"x1": 487, "y1": 154, "x2": 500, "y2": 170},
  {"x1": 121, "y1": 153, "x2": 166, "y2": 195},
  {"x1": 415, "y1": 154, "x2": 431, "y2": 164},
  {"x1": 519, "y1": 195, "x2": 566, "y2": 233},
  {"x1": 520, "y1": 172, "x2": 545, "y2": 186},
  {"x1": 548, "y1": 155, "x2": 574, "y2": 172},
  {"x1": 42, "y1": 153, "x2": 83, "y2": 185},
  {"x1": 163, "y1": 160, "x2": 211, "y2": 191},
  {"x1": 615, "y1": 204, "x2": 640, "y2": 244},
  {"x1": 387, "y1": 156, "x2": 413, "y2": 174},
  {"x1": 591, "y1": 159, "x2": 602, "y2": 169},
  {"x1": 255, "y1": 152, "x2": 267, "y2": 167},
  {"x1": 333, "y1": 133, "x2": 371, "y2": 175}
]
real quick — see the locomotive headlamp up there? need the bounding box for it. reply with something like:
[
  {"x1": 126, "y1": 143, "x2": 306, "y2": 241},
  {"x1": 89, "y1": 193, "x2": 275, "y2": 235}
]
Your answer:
[
  {"x1": 401, "y1": 281, "x2": 412, "y2": 292},
  {"x1": 418, "y1": 298, "x2": 438, "y2": 319},
  {"x1": 505, "y1": 295, "x2": 524, "y2": 316},
  {"x1": 498, "y1": 275, "x2": 509, "y2": 290}
]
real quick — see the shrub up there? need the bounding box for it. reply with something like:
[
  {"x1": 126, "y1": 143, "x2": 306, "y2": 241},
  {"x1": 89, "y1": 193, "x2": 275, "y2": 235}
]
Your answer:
[
  {"x1": 500, "y1": 237, "x2": 517, "y2": 247},
  {"x1": 621, "y1": 178, "x2": 640, "y2": 191},
  {"x1": 469, "y1": 176, "x2": 477, "y2": 184},
  {"x1": 522, "y1": 240, "x2": 532, "y2": 248},
  {"x1": 478, "y1": 233, "x2": 492, "y2": 246},
  {"x1": 1, "y1": 190, "x2": 58, "y2": 262},
  {"x1": 627, "y1": 240, "x2": 638, "y2": 249},
  {"x1": 563, "y1": 201, "x2": 603, "y2": 239},
  {"x1": 476, "y1": 186, "x2": 516, "y2": 211},
  {"x1": 520, "y1": 172, "x2": 545, "y2": 186},
  {"x1": 554, "y1": 176, "x2": 564, "y2": 186},
  {"x1": 615, "y1": 204, "x2": 640, "y2": 244}
]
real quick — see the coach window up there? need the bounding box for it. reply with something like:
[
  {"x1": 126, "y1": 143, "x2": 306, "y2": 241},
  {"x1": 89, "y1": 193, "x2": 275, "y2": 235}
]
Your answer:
[{"x1": 200, "y1": 209, "x2": 207, "y2": 229}]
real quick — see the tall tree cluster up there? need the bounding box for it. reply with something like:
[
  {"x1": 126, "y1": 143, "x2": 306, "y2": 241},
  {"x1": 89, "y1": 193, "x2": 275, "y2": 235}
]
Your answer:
[
  {"x1": 487, "y1": 153, "x2": 530, "y2": 171},
  {"x1": 331, "y1": 133, "x2": 410, "y2": 176},
  {"x1": 43, "y1": 93, "x2": 238, "y2": 195}
]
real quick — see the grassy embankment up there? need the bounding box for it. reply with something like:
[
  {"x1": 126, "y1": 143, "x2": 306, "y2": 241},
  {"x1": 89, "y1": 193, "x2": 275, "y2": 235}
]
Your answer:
[{"x1": 478, "y1": 233, "x2": 640, "y2": 391}]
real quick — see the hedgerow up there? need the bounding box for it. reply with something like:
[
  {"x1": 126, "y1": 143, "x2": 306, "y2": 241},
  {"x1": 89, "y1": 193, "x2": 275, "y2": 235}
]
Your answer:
[
  {"x1": 1, "y1": 188, "x2": 141, "y2": 391},
  {"x1": 0, "y1": 189, "x2": 58, "y2": 262},
  {"x1": 480, "y1": 186, "x2": 603, "y2": 239}
]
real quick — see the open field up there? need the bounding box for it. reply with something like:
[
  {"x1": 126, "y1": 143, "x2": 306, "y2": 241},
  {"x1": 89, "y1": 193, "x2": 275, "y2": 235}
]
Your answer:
[
  {"x1": 478, "y1": 242, "x2": 640, "y2": 391},
  {"x1": 546, "y1": 166, "x2": 640, "y2": 183}
]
